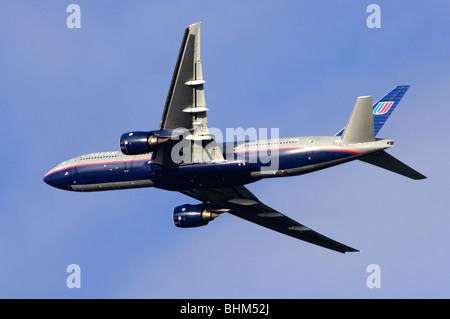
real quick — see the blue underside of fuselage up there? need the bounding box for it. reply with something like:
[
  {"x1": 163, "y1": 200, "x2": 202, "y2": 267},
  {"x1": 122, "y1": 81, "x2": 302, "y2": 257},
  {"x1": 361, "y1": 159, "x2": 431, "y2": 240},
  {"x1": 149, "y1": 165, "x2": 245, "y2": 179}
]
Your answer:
[{"x1": 44, "y1": 149, "x2": 358, "y2": 191}]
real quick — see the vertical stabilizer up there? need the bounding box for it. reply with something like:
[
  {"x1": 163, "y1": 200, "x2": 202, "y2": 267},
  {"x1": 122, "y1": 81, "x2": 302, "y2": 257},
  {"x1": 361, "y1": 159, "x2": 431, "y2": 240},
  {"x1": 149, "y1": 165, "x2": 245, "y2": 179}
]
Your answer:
[
  {"x1": 335, "y1": 86, "x2": 410, "y2": 137},
  {"x1": 341, "y1": 96, "x2": 375, "y2": 145}
]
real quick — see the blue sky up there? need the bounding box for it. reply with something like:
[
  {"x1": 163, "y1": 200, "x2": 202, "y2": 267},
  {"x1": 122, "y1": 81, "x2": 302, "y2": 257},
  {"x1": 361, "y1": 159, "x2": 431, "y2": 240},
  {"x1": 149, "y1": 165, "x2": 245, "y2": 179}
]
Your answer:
[{"x1": 0, "y1": 0, "x2": 449, "y2": 298}]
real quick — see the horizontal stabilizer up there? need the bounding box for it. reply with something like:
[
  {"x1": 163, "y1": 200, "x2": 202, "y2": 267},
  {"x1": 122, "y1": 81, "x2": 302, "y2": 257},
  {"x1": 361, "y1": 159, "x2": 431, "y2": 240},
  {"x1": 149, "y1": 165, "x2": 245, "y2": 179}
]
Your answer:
[{"x1": 360, "y1": 151, "x2": 426, "y2": 180}]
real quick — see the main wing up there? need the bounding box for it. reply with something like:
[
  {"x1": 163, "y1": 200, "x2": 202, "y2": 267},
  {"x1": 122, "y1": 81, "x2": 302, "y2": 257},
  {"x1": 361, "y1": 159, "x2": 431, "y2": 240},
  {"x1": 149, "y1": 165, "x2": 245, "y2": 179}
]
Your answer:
[
  {"x1": 181, "y1": 186, "x2": 358, "y2": 253},
  {"x1": 158, "y1": 22, "x2": 223, "y2": 163},
  {"x1": 160, "y1": 22, "x2": 204, "y2": 131}
]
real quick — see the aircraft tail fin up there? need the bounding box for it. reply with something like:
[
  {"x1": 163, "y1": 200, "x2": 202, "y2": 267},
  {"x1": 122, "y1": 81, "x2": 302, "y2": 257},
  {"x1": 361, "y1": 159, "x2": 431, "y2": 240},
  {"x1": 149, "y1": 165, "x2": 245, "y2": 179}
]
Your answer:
[
  {"x1": 336, "y1": 85, "x2": 410, "y2": 137},
  {"x1": 360, "y1": 150, "x2": 427, "y2": 180},
  {"x1": 341, "y1": 96, "x2": 375, "y2": 145}
]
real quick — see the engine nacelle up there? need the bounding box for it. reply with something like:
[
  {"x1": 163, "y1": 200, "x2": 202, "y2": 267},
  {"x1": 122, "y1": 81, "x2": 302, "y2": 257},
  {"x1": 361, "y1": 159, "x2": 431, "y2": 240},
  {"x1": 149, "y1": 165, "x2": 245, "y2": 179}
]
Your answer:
[
  {"x1": 119, "y1": 131, "x2": 170, "y2": 155},
  {"x1": 173, "y1": 204, "x2": 219, "y2": 228}
]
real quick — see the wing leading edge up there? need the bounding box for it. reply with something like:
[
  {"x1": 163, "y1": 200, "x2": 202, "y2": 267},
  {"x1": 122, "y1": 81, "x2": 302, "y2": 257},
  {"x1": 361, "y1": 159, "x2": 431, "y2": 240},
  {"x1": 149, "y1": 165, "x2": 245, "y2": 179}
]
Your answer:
[{"x1": 181, "y1": 186, "x2": 359, "y2": 253}]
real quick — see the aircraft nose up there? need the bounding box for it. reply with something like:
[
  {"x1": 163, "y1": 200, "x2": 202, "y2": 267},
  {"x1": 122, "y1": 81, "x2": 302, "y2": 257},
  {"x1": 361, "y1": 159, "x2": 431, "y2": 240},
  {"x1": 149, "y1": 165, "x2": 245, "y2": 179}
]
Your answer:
[
  {"x1": 43, "y1": 170, "x2": 56, "y2": 187},
  {"x1": 43, "y1": 169, "x2": 72, "y2": 190}
]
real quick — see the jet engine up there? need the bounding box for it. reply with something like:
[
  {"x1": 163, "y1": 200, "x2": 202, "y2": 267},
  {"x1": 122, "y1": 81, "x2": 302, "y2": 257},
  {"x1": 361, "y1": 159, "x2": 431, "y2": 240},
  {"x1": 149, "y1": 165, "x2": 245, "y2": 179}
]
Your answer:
[
  {"x1": 173, "y1": 204, "x2": 219, "y2": 228},
  {"x1": 119, "y1": 131, "x2": 170, "y2": 155}
]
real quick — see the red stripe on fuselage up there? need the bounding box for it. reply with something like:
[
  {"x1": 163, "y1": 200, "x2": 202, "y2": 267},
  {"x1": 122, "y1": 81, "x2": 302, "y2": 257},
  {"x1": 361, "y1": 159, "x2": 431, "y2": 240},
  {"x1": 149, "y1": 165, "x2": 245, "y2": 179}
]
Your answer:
[
  {"x1": 318, "y1": 149, "x2": 362, "y2": 155},
  {"x1": 43, "y1": 158, "x2": 151, "y2": 179},
  {"x1": 234, "y1": 147, "x2": 303, "y2": 154},
  {"x1": 234, "y1": 147, "x2": 361, "y2": 155}
]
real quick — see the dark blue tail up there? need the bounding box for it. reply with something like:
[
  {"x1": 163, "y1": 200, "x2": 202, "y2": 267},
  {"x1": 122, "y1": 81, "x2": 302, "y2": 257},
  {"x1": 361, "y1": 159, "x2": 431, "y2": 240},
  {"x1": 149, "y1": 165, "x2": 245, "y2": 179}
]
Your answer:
[{"x1": 335, "y1": 85, "x2": 410, "y2": 137}]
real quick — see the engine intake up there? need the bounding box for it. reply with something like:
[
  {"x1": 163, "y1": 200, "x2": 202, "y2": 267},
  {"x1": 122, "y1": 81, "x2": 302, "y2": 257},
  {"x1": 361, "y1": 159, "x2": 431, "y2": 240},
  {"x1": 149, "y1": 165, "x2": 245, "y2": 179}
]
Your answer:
[
  {"x1": 119, "y1": 131, "x2": 170, "y2": 155},
  {"x1": 173, "y1": 204, "x2": 219, "y2": 228}
]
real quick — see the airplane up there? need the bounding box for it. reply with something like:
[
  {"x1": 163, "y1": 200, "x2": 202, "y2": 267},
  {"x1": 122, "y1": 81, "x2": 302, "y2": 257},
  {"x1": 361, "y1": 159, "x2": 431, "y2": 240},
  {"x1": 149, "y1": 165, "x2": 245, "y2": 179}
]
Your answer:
[{"x1": 43, "y1": 22, "x2": 426, "y2": 253}]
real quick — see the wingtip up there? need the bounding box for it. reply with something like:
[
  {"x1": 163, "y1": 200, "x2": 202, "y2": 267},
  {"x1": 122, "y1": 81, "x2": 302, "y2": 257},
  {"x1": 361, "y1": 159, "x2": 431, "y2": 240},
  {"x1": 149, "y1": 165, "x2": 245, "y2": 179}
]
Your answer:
[
  {"x1": 341, "y1": 247, "x2": 360, "y2": 253},
  {"x1": 188, "y1": 21, "x2": 201, "y2": 28},
  {"x1": 415, "y1": 174, "x2": 427, "y2": 180}
]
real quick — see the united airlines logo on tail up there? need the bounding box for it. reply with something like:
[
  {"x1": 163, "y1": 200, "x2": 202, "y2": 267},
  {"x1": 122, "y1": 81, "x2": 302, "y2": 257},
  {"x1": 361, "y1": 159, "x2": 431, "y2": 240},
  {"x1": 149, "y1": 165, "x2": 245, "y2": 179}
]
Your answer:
[{"x1": 373, "y1": 101, "x2": 394, "y2": 115}]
